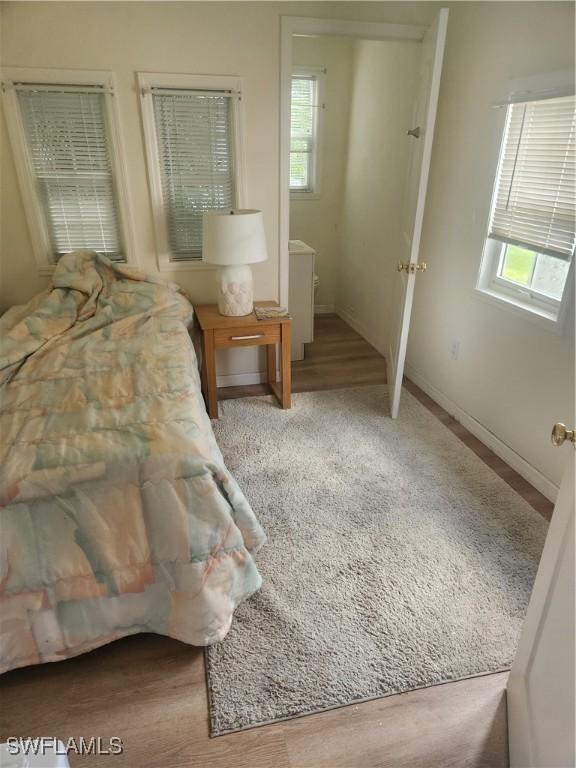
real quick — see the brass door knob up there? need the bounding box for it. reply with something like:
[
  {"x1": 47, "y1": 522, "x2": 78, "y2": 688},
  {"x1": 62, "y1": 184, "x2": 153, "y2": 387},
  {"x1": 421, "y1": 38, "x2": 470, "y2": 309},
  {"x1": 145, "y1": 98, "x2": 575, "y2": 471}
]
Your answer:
[
  {"x1": 397, "y1": 262, "x2": 427, "y2": 274},
  {"x1": 551, "y1": 423, "x2": 575, "y2": 447}
]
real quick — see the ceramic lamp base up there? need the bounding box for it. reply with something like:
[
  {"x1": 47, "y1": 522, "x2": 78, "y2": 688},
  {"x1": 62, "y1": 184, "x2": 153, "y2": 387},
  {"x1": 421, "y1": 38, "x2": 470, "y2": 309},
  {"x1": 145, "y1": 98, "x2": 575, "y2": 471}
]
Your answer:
[{"x1": 216, "y1": 264, "x2": 254, "y2": 316}]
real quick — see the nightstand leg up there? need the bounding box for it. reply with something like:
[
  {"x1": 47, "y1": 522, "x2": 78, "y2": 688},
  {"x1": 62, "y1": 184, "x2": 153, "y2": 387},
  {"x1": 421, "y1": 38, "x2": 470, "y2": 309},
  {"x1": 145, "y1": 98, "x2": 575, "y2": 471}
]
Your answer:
[
  {"x1": 266, "y1": 344, "x2": 277, "y2": 385},
  {"x1": 203, "y1": 330, "x2": 219, "y2": 419},
  {"x1": 200, "y1": 337, "x2": 208, "y2": 398},
  {"x1": 280, "y1": 321, "x2": 291, "y2": 409}
]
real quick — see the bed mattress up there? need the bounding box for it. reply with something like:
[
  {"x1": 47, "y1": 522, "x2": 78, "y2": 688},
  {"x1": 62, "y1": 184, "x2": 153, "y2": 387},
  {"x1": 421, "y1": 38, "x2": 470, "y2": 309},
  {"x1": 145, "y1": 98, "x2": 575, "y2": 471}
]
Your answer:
[{"x1": 0, "y1": 251, "x2": 265, "y2": 674}]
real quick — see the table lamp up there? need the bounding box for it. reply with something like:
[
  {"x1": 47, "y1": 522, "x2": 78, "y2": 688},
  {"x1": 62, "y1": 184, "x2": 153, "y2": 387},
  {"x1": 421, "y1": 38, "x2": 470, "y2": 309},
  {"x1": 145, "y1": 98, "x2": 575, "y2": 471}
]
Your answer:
[{"x1": 202, "y1": 209, "x2": 268, "y2": 316}]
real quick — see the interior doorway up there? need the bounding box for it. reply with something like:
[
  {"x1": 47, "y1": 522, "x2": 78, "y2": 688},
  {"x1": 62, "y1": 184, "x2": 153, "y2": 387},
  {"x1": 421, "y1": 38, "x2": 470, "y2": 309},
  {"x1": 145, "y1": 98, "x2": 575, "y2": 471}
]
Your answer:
[{"x1": 279, "y1": 13, "x2": 447, "y2": 416}]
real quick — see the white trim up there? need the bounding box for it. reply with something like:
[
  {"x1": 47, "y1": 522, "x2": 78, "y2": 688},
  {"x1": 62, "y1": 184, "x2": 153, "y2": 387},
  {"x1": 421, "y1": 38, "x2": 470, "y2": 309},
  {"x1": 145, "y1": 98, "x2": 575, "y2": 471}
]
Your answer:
[
  {"x1": 291, "y1": 192, "x2": 322, "y2": 201},
  {"x1": 390, "y1": 9, "x2": 449, "y2": 421},
  {"x1": 494, "y1": 68, "x2": 575, "y2": 107},
  {"x1": 476, "y1": 241, "x2": 574, "y2": 337},
  {"x1": 314, "y1": 304, "x2": 335, "y2": 315},
  {"x1": 105, "y1": 76, "x2": 138, "y2": 268},
  {"x1": 404, "y1": 362, "x2": 559, "y2": 502},
  {"x1": 288, "y1": 17, "x2": 426, "y2": 42},
  {"x1": 279, "y1": 15, "x2": 428, "y2": 312},
  {"x1": 137, "y1": 71, "x2": 246, "y2": 272},
  {"x1": 1, "y1": 66, "x2": 136, "y2": 271}
]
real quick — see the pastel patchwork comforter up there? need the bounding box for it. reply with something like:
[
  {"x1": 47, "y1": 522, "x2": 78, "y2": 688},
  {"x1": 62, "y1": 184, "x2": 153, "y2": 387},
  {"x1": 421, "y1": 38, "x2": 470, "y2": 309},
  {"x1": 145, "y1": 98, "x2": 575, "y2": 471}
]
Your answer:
[{"x1": 0, "y1": 251, "x2": 265, "y2": 674}]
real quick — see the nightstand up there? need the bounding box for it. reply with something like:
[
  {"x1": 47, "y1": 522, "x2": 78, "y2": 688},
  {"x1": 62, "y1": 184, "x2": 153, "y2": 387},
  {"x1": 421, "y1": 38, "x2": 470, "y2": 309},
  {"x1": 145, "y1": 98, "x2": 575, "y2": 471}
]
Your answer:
[{"x1": 195, "y1": 302, "x2": 292, "y2": 419}]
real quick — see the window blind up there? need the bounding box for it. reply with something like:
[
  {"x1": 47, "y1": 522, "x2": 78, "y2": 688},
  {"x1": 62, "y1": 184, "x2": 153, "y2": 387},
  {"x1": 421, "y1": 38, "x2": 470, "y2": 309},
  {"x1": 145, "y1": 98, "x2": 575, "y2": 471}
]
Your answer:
[
  {"x1": 489, "y1": 95, "x2": 576, "y2": 261},
  {"x1": 290, "y1": 76, "x2": 316, "y2": 190},
  {"x1": 17, "y1": 89, "x2": 123, "y2": 261},
  {"x1": 152, "y1": 91, "x2": 235, "y2": 259}
]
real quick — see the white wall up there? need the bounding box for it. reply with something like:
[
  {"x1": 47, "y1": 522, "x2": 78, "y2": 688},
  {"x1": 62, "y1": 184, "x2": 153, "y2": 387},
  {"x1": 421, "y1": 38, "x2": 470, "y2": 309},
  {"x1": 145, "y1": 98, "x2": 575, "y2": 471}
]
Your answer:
[
  {"x1": 289, "y1": 3, "x2": 574, "y2": 494},
  {"x1": 0, "y1": 0, "x2": 436, "y2": 381},
  {"x1": 289, "y1": 35, "x2": 354, "y2": 312},
  {"x1": 337, "y1": 38, "x2": 421, "y2": 351},
  {"x1": 1, "y1": 2, "x2": 573, "y2": 490},
  {"x1": 0, "y1": 1, "x2": 437, "y2": 310},
  {"x1": 406, "y1": 1, "x2": 575, "y2": 491}
]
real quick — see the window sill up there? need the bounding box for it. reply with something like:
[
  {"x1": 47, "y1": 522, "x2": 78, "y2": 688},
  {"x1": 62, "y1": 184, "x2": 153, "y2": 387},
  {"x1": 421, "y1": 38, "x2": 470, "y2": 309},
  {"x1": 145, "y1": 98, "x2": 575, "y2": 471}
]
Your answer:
[
  {"x1": 35, "y1": 252, "x2": 134, "y2": 276},
  {"x1": 474, "y1": 285, "x2": 565, "y2": 334},
  {"x1": 158, "y1": 259, "x2": 216, "y2": 273},
  {"x1": 290, "y1": 191, "x2": 321, "y2": 201}
]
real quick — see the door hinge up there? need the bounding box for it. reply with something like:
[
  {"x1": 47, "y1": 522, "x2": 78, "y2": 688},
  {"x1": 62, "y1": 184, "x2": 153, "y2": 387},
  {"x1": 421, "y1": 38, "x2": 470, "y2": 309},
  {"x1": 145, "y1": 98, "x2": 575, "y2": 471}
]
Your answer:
[{"x1": 397, "y1": 262, "x2": 427, "y2": 274}]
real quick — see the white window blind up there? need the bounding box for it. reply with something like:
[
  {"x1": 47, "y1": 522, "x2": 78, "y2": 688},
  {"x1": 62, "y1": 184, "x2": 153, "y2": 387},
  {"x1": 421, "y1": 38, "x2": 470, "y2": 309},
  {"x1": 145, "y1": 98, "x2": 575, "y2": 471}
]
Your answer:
[
  {"x1": 290, "y1": 76, "x2": 317, "y2": 190},
  {"x1": 152, "y1": 91, "x2": 235, "y2": 259},
  {"x1": 17, "y1": 88, "x2": 123, "y2": 261},
  {"x1": 489, "y1": 95, "x2": 576, "y2": 261}
]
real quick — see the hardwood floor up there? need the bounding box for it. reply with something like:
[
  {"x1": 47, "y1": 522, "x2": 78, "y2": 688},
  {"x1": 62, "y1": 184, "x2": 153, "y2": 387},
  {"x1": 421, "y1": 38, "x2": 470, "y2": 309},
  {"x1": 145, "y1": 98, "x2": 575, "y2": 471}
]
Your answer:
[
  {"x1": 0, "y1": 635, "x2": 509, "y2": 768},
  {"x1": 0, "y1": 314, "x2": 552, "y2": 767},
  {"x1": 219, "y1": 313, "x2": 387, "y2": 400}
]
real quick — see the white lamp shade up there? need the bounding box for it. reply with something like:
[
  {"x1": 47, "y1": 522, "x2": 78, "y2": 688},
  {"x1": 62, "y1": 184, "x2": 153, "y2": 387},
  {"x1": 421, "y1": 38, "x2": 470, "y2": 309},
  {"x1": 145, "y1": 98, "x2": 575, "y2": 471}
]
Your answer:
[{"x1": 202, "y1": 209, "x2": 268, "y2": 266}]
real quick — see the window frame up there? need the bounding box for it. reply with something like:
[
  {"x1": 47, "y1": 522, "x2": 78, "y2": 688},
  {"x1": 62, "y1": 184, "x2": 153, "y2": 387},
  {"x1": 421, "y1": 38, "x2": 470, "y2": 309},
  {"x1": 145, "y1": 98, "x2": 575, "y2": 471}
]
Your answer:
[
  {"x1": 475, "y1": 83, "x2": 575, "y2": 334},
  {"x1": 289, "y1": 66, "x2": 325, "y2": 200},
  {"x1": 477, "y1": 238, "x2": 574, "y2": 330},
  {"x1": 1, "y1": 67, "x2": 136, "y2": 274},
  {"x1": 138, "y1": 72, "x2": 246, "y2": 271}
]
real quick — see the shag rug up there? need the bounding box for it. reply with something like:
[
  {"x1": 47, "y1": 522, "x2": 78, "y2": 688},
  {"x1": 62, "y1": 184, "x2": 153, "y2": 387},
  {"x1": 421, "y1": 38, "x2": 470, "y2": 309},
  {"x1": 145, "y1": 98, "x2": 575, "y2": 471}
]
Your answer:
[{"x1": 207, "y1": 386, "x2": 547, "y2": 735}]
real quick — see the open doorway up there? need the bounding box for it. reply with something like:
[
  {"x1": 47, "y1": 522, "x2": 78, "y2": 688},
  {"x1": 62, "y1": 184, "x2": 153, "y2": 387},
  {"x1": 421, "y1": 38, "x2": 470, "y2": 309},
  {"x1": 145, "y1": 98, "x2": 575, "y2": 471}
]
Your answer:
[
  {"x1": 286, "y1": 32, "x2": 422, "y2": 366},
  {"x1": 281, "y1": 15, "x2": 447, "y2": 416},
  {"x1": 288, "y1": 33, "x2": 420, "y2": 335}
]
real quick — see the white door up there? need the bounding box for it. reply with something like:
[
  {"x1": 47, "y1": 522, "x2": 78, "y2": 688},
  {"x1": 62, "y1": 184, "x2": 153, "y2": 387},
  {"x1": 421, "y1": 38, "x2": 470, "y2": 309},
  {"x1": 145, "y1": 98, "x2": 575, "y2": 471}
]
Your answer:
[
  {"x1": 507, "y1": 425, "x2": 575, "y2": 768},
  {"x1": 387, "y1": 8, "x2": 448, "y2": 419}
]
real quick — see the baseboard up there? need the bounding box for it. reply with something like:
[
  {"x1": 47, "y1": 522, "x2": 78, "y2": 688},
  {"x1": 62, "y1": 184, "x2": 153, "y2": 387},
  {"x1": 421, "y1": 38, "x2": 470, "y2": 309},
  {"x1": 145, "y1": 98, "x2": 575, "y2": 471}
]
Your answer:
[
  {"x1": 404, "y1": 363, "x2": 559, "y2": 503},
  {"x1": 216, "y1": 371, "x2": 266, "y2": 388},
  {"x1": 335, "y1": 306, "x2": 387, "y2": 358},
  {"x1": 314, "y1": 304, "x2": 335, "y2": 315}
]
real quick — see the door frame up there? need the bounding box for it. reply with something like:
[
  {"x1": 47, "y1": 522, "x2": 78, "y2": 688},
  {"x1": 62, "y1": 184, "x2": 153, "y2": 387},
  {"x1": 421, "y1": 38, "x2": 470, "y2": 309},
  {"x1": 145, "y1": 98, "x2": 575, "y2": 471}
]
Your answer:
[{"x1": 278, "y1": 15, "x2": 428, "y2": 308}]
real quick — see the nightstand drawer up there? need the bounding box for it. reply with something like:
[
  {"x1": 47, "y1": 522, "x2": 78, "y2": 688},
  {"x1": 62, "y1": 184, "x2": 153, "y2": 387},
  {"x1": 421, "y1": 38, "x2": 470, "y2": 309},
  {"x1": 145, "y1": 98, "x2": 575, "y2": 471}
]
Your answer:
[{"x1": 213, "y1": 324, "x2": 281, "y2": 348}]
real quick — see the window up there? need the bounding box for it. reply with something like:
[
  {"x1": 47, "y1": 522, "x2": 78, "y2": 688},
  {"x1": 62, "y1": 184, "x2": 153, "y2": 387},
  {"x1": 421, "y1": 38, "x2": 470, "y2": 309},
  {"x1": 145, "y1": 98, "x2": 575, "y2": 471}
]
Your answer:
[
  {"x1": 1, "y1": 69, "x2": 133, "y2": 271},
  {"x1": 138, "y1": 73, "x2": 245, "y2": 269},
  {"x1": 477, "y1": 94, "x2": 575, "y2": 328},
  {"x1": 290, "y1": 68, "x2": 324, "y2": 195}
]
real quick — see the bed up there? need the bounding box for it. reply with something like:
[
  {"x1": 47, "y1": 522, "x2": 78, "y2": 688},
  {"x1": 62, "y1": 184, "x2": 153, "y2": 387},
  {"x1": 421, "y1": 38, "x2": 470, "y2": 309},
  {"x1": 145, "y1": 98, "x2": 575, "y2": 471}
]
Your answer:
[{"x1": 0, "y1": 251, "x2": 266, "y2": 674}]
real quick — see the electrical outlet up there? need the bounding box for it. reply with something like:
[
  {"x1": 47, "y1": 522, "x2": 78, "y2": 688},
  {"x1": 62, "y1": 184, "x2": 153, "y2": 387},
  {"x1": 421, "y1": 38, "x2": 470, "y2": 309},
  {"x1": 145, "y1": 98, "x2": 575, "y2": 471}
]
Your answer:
[{"x1": 450, "y1": 341, "x2": 460, "y2": 361}]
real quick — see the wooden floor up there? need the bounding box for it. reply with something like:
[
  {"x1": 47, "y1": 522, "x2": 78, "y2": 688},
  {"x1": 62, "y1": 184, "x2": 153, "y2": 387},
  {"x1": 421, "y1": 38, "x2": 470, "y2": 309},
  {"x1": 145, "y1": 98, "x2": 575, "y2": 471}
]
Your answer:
[
  {"x1": 219, "y1": 312, "x2": 388, "y2": 400},
  {"x1": 0, "y1": 636, "x2": 509, "y2": 768},
  {"x1": 0, "y1": 315, "x2": 552, "y2": 767}
]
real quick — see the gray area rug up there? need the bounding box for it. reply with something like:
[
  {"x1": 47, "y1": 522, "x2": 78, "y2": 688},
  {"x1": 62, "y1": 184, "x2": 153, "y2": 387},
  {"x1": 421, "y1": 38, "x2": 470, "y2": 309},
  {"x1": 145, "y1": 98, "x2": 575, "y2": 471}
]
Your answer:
[{"x1": 207, "y1": 386, "x2": 547, "y2": 735}]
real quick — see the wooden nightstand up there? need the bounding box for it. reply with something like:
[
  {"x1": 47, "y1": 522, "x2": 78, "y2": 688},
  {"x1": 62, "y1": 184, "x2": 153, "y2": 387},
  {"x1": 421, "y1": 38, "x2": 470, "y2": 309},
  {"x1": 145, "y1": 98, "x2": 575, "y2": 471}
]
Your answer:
[{"x1": 195, "y1": 302, "x2": 292, "y2": 419}]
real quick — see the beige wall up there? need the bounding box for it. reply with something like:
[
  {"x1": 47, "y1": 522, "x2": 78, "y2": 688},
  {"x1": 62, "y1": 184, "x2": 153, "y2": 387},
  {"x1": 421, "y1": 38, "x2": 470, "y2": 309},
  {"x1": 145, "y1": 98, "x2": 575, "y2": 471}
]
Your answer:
[
  {"x1": 0, "y1": 0, "x2": 436, "y2": 380},
  {"x1": 1, "y1": 2, "x2": 573, "y2": 489},
  {"x1": 0, "y1": 1, "x2": 438, "y2": 313},
  {"x1": 289, "y1": 35, "x2": 354, "y2": 311},
  {"x1": 0, "y1": 1, "x2": 281, "y2": 313},
  {"x1": 406, "y1": 1, "x2": 575, "y2": 489},
  {"x1": 337, "y1": 38, "x2": 421, "y2": 352},
  {"x1": 289, "y1": 2, "x2": 574, "y2": 492}
]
